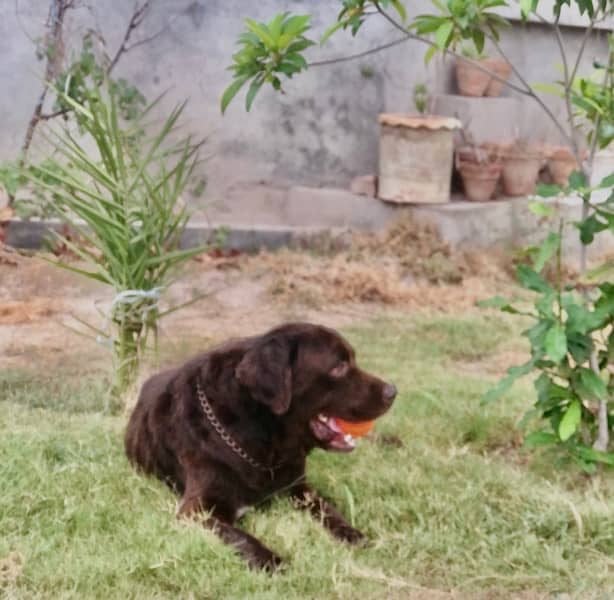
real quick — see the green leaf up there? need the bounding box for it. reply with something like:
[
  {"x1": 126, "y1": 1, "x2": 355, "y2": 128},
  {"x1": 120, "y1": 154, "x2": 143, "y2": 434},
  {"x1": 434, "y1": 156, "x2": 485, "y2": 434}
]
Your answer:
[
  {"x1": 482, "y1": 373, "x2": 515, "y2": 404},
  {"x1": 533, "y1": 232, "x2": 560, "y2": 273},
  {"x1": 245, "y1": 19, "x2": 276, "y2": 50},
  {"x1": 544, "y1": 323, "x2": 567, "y2": 363},
  {"x1": 566, "y1": 332, "x2": 593, "y2": 364},
  {"x1": 390, "y1": 0, "x2": 408, "y2": 22},
  {"x1": 482, "y1": 359, "x2": 535, "y2": 404},
  {"x1": 424, "y1": 45, "x2": 439, "y2": 65},
  {"x1": 519, "y1": 0, "x2": 533, "y2": 16},
  {"x1": 220, "y1": 76, "x2": 249, "y2": 114},
  {"x1": 472, "y1": 30, "x2": 485, "y2": 54},
  {"x1": 435, "y1": 21, "x2": 454, "y2": 49},
  {"x1": 536, "y1": 184, "x2": 561, "y2": 198},
  {"x1": 245, "y1": 77, "x2": 264, "y2": 112},
  {"x1": 579, "y1": 368, "x2": 607, "y2": 400},
  {"x1": 529, "y1": 201, "x2": 555, "y2": 216},
  {"x1": 597, "y1": 172, "x2": 614, "y2": 188},
  {"x1": 558, "y1": 400, "x2": 581, "y2": 441},
  {"x1": 477, "y1": 295, "x2": 518, "y2": 312},
  {"x1": 320, "y1": 20, "x2": 345, "y2": 45},
  {"x1": 524, "y1": 431, "x2": 558, "y2": 446},
  {"x1": 532, "y1": 82, "x2": 564, "y2": 97},
  {"x1": 568, "y1": 170, "x2": 587, "y2": 190},
  {"x1": 574, "y1": 446, "x2": 614, "y2": 466},
  {"x1": 516, "y1": 264, "x2": 552, "y2": 293},
  {"x1": 577, "y1": 213, "x2": 608, "y2": 245}
]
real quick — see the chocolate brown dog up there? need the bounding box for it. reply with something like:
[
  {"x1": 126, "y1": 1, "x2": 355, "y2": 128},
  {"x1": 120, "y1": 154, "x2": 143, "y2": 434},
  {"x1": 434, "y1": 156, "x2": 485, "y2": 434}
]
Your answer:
[{"x1": 125, "y1": 322, "x2": 396, "y2": 570}]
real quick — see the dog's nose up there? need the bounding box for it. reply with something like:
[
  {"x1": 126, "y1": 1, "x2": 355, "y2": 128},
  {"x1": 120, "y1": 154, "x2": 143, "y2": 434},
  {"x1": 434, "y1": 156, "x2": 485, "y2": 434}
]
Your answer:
[{"x1": 383, "y1": 383, "x2": 397, "y2": 403}]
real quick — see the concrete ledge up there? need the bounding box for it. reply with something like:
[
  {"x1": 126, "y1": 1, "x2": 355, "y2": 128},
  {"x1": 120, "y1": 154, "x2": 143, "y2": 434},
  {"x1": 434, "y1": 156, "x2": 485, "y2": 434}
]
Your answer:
[
  {"x1": 3, "y1": 218, "x2": 352, "y2": 254},
  {"x1": 5, "y1": 193, "x2": 614, "y2": 267}
]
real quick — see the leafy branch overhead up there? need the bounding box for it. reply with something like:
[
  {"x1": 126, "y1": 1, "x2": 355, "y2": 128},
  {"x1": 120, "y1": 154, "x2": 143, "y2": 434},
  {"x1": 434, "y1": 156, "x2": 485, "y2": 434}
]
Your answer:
[{"x1": 221, "y1": 13, "x2": 314, "y2": 113}]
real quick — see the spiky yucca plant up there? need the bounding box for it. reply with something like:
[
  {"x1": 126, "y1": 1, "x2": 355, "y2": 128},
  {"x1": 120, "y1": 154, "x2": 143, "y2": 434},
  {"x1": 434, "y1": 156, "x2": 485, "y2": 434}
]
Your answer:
[{"x1": 27, "y1": 80, "x2": 205, "y2": 397}]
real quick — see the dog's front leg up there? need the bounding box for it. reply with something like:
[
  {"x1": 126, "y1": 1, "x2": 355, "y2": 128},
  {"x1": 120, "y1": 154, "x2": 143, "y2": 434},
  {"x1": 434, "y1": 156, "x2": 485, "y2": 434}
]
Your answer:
[
  {"x1": 290, "y1": 484, "x2": 366, "y2": 545},
  {"x1": 178, "y1": 495, "x2": 283, "y2": 571}
]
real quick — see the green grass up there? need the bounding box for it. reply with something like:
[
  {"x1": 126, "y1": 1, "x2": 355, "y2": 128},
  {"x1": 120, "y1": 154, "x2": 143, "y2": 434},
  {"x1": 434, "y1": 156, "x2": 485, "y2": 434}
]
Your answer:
[{"x1": 1, "y1": 314, "x2": 613, "y2": 599}]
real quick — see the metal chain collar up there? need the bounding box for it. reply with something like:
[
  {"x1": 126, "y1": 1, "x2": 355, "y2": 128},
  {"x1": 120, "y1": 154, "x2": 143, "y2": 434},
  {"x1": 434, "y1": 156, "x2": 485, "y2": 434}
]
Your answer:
[{"x1": 196, "y1": 381, "x2": 274, "y2": 474}]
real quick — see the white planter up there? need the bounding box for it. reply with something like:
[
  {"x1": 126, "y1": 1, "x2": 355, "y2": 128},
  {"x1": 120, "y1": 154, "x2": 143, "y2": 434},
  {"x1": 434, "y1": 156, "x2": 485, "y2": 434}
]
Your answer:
[{"x1": 378, "y1": 113, "x2": 461, "y2": 204}]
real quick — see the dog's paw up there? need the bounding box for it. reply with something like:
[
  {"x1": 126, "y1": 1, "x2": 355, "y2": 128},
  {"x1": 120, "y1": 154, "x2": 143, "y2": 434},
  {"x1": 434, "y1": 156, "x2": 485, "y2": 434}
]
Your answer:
[
  {"x1": 332, "y1": 523, "x2": 367, "y2": 546},
  {"x1": 248, "y1": 549, "x2": 284, "y2": 572}
]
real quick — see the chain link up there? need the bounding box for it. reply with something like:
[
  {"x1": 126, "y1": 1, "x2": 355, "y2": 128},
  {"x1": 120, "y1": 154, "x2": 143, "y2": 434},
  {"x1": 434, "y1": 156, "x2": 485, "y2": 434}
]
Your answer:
[{"x1": 196, "y1": 381, "x2": 273, "y2": 473}]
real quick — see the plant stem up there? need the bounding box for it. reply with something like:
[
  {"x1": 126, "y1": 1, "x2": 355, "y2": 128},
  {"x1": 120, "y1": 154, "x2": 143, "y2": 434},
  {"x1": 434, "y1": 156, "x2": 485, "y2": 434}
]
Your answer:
[
  {"x1": 485, "y1": 34, "x2": 575, "y2": 149},
  {"x1": 590, "y1": 350, "x2": 609, "y2": 452}
]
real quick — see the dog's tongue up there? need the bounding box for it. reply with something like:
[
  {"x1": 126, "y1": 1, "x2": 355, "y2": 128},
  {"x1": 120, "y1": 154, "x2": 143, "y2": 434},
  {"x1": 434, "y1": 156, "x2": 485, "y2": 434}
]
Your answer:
[{"x1": 309, "y1": 415, "x2": 355, "y2": 452}]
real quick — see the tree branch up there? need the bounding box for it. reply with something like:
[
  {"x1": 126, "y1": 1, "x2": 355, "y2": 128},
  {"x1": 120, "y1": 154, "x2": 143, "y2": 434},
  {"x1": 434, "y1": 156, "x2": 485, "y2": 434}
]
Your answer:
[
  {"x1": 373, "y1": 2, "x2": 529, "y2": 94},
  {"x1": 107, "y1": 0, "x2": 151, "y2": 74},
  {"x1": 308, "y1": 37, "x2": 411, "y2": 67},
  {"x1": 15, "y1": 0, "x2": 72, "y2": 206},
  {"x1": 590, "y1": 350, "x2": 609, "y2": 452},
  {"x1": 485, "y1": 34, "x2": 575, "y2": 148}
]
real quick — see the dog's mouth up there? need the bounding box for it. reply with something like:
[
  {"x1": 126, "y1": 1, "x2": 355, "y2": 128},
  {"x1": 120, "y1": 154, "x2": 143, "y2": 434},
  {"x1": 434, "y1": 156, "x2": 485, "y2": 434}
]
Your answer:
[{"x1": 309, "y1": 414, "x2": 356, "y2": 452}]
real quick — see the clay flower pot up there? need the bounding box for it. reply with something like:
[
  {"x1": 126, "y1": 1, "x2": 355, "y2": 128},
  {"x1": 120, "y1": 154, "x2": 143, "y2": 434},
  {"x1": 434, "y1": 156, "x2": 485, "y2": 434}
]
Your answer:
[
  {"x1": 484, "y1": 58, "x2": 512, "y2": 97},
  {"x1": 548, "y1": 146, "x2": 583, "y2": 186},
  {"x1": 456, "y1": 143, "x2": 505, "y2": 165},
  {"x1": 457, "y1": 157, "x2": 502, "y2": 201},
  {"x1": 455, "y1": 58, "x2": 492, "y2": 97},
  {"x1": 502, "y1": 147, "x2": 543, "y2": 196}
]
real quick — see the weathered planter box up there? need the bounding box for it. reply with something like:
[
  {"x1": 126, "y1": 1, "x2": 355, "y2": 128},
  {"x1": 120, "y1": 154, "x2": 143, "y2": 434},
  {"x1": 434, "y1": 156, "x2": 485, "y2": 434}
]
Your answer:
[{"x1": 377, "y1": 113, "x2": 461, "y2": 205}]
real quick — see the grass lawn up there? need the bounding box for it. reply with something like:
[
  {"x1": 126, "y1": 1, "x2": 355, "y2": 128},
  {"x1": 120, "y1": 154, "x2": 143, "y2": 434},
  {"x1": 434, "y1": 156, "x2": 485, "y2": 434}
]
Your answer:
[{"x1": 1, "y1": 313, "x2": 613, "y2": 599}]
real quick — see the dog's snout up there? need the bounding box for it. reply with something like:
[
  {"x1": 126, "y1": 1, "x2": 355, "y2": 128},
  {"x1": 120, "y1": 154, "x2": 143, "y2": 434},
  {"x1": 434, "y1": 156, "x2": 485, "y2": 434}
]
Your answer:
[{"x1": 383, "y1": 383, "x2": 397, "y2": 404}]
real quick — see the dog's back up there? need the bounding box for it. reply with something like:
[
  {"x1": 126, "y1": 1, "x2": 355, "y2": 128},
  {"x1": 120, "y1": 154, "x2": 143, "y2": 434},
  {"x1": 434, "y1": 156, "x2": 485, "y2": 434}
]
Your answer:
[{"x1": 125, "y1": 367, "x2": 185, "y2": 491}]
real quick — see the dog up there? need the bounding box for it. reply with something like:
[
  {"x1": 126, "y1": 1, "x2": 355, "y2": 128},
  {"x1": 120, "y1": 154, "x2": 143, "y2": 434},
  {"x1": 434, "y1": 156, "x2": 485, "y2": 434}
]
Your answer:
[{"x1": 125, "y1": 322, "x2": 397, "y2": 570}]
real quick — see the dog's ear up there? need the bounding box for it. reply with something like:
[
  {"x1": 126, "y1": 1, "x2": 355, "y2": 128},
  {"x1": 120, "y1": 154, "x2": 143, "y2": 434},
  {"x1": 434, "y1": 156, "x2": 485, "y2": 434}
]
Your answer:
[{"x1": 235, "y1": 337, "x2": 292, "y2": 415}]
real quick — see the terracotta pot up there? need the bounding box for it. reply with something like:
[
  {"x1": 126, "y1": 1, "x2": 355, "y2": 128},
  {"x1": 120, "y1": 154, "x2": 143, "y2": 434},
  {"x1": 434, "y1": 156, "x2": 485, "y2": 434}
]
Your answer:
[
  {"x1": 502, "y1": 150, "x2": 543, "y2": 196},
  {"x1": 484, "y1": 58, "x2": 512, "y2": 97},
  {"x1": 547, "y1": 146, "x2": 583, "y2": 186},
  {"x1": 458, "y1": 160, "x2": 502, "y2": 201},
  {"x1": 457, "y1": 143, "x2": 506, "y2": 164},
  {"x1": 455, "y1": 58, "x2": 491, "y2": 97}
]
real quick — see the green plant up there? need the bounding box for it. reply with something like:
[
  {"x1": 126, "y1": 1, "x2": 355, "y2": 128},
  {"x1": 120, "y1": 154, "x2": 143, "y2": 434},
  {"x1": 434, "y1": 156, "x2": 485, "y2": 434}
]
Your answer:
[
  {"x1": 26, "y1": 79, "x2": 206, "y2": 397},
  {"x1": 459, "y1": 43, "x2": 487, "y2": 60},
  {"x1": 413, "y1": 83, "x2": 429, "y2": 114},
  {"x1": 220, "y1": 13, "x2": 315, "y2": 113},
  {"x1": 476, "y1": 39, "x2": 614, "y2": 469},
  {"x1": 481, "y1": 172, "x2": 614, "y2": 470},
  {"x1": 54, "y1": 36, "x2": 146, "y2": 125}
]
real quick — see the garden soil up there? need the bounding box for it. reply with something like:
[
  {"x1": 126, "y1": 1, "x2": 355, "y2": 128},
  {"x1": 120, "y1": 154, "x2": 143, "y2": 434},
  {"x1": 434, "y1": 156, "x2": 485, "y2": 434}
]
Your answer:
[{"x1": 0, "y1": 216, "x2": 519, "y2": 373}]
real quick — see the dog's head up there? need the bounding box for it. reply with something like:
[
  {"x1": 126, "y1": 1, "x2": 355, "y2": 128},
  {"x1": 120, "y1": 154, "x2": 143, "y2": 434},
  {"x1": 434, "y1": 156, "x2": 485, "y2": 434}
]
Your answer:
[{"x1": 235, "y1": 323, "x2": 396, "y2": 452}]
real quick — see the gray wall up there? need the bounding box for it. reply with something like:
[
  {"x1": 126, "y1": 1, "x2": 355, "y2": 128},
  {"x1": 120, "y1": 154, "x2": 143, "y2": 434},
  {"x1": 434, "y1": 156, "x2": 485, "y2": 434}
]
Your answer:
[{"x1": 1, "y1": 1, "x2": 609, "y2": 206}]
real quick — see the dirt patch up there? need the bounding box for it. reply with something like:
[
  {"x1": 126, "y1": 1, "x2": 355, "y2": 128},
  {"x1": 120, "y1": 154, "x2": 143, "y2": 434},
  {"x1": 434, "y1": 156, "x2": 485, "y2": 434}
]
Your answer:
[
  {"x1": 454, "y1": 349, "x2": 531, "y2": 378},
  {"x1": 0, "y1": 551, "x2": 23, "y2": 589},
  {"x1": 0, "y1": 217, "x2": 518, "y2": 370},
  {"x1": 0, "y1": 299, "x2": 58, "y2": 325},
  {"x1": 230, "y1": 214, "x2": 514, "y2": 310}
]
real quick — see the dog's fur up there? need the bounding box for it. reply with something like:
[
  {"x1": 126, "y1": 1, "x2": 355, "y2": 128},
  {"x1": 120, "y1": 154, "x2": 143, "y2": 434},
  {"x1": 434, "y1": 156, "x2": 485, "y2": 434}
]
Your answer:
[{"x1": 125, "y1": 322, "x2": 396, "y2": 569}]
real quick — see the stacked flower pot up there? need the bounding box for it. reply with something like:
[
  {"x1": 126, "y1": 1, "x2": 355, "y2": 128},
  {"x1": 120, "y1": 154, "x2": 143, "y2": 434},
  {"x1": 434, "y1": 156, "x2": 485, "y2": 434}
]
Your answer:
[{"x1": 452, "y1": 57, "x2": 579, "y2": 201}]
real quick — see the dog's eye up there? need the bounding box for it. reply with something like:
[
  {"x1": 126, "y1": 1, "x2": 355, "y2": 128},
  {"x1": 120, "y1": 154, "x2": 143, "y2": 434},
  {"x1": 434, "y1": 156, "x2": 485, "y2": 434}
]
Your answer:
[{"x1": 330, "y1": 362, "x2": 349, "y2": 378}]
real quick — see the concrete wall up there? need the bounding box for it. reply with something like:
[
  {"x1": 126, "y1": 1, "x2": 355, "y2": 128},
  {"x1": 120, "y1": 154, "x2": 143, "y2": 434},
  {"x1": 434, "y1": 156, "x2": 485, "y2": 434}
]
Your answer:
[{"x1": 1, "y1": 1, "x2": 609, "y2": 208}]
